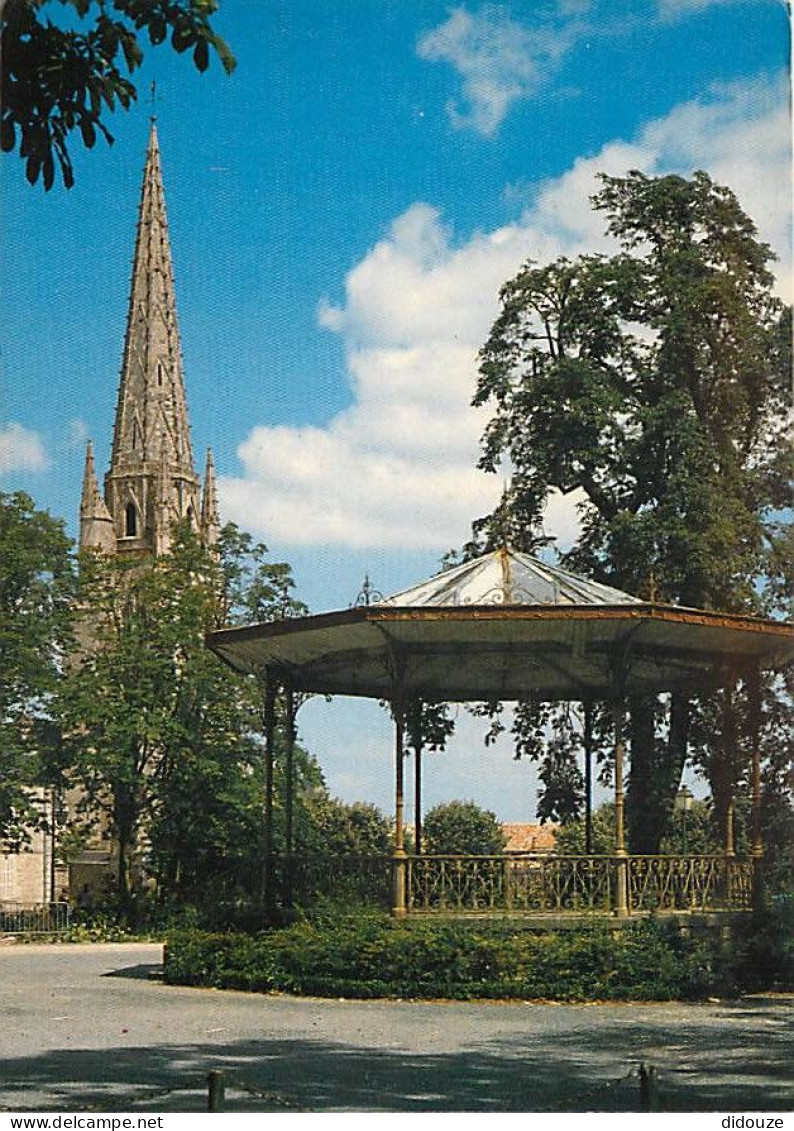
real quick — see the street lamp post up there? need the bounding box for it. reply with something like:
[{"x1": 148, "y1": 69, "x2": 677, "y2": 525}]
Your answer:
[{"x1": 675, "y1": 785, "x2": 694, "y2": 854}]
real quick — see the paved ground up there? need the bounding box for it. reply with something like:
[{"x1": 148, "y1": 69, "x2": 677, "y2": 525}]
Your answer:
[{"x1": 0, "y1": 942, "x2": 791, "y2": 1112}]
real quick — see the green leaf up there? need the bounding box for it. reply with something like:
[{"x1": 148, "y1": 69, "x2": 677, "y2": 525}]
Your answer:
[
  {"x1": 42, "y1": 151, "x2": 55, "y2": 191},
  {"x1": 121, "y1": 31, "x2": 144, "y2": 72},
  {"x1": 171, "y1": 24, "x2": 196, "y2": 53},
  {"x1": 193, "y1": 37, "x2": 209, "y2": 73},
  {"x1": 210, "y1": 35, "x2": 237, "y2": 75},
  {"x1": 148, "y1": 15, "x2": 166, "y2": 45},
  {"x1": 25, "y1": 152, "x2": 42, "y2": 185},
  {"x1": 80, "y1": 118, "x2": 96, "y2": 148},
  {"x1": 1, "y1": 116, "x2": 15, "y2": 153}
]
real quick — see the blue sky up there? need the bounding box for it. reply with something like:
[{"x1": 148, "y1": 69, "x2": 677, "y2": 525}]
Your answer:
[{"x1": 2, "y1": 0, "x2": 790, "y2": 819}]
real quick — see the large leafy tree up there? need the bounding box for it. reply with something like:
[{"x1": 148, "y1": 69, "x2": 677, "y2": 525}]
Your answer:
[
  {"x1": 473, "y1": 171, "x2": 791, "y2": 851},
  {"x1": 422, "y1": 800, "x2": 506, "y2": 856},
  {"x1": 2, "y1": 0, "x2": 235, "y2": 190},
  {"x1": 0, "y1": 492, "x2": 74, "y2": 848},
  {"x1": 58, "y1": 523, "x2": 318, "y2": 917},
  {"x1": 303, "y1": 799, "x2": 391, "y2": 856}
]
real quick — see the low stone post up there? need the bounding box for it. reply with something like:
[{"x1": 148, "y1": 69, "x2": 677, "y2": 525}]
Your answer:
[
  {"x1": 207, "y1": 1070, "x2": 226, "y2": 1112},
  {"x1": 639, "y1": 1063, "x2": 657, "y2": 1111}
]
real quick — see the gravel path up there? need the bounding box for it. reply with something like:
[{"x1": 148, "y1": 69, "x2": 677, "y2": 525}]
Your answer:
[{"x1": 1, "y1": 943, "x2": 791, "y2": 1112}]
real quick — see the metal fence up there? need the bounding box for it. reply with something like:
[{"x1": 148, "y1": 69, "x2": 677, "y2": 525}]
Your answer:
[
  {"x1": 627, "y1": 855, "x2": 754, "y2": 912},
  {"x1": 265, "y1": 853, "x2": 756, "y2": 916},
  {"x1": 0, "y1": 901, "x2": 71, "y2": 933},
  {"x1": 406, "y1": 854, "x2": 756, "y2": 915}
]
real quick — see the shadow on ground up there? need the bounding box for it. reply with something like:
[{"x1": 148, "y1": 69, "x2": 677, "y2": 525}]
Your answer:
[
  {"x1": 101, "y1": 964, "x2": 163, "y2": 981},
  {"x1": 1, "y1": 998, "x2": 791, "y2": 1113}
]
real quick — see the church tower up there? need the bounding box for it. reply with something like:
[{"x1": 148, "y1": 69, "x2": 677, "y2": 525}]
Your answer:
[{"x1": 80, "y1": 120, "x2": 217, "y2": 558}]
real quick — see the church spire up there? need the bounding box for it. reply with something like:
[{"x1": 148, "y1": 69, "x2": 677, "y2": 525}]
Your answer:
[
  {"x1": 200, "y1": 447, "x2": 220, "y2": 548},
  {"x1": 104, "y1": 120, "x2": 200, "y2": 555},
  {"x1": 80, "y1": 441, "x2": 116, "y2": 554}
]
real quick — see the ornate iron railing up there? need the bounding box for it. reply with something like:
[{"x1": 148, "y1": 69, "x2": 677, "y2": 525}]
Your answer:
[
  {"x1": 262, "y1": 854, "x2": 755, "y2": 915},
  {"x1": 627, "y1": 855, "x2": 754, "y2": 912},
  {"x1": 406, "y1": 854, "x2": 616, "y2": 914},
  {"x1": 406, "y1": 854, "x2": 756, "y2": 915},
  {"x1": 0, "y1": 901, "x2": 71, "y2": 933}
]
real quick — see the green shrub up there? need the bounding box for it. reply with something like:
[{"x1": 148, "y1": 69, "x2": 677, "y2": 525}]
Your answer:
[
  {"x1": 725, "y1": 899, "x2": 794, "y2": 992},
  {"x1": 165, "y1": 914, "x2": 739, "y2": 1002},
  {"x1": 422, "y1": 801, "x2": 506, "y2": 855}
]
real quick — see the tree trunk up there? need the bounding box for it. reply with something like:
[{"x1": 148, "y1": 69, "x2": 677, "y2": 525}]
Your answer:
[
  {"x1": 626, "y1": 696, "x2": 657, "y2": 853},
  {"x1": 626, "y1": 694, "x2": 690, "y2": 853},
  {"x1": 115, "y1": 825, "x2": 133, "y2": 925},
  {"x1": 710, "y1": 688, "x2": 739, "y2": 852},
  {"x1": 114, "y1": 784, "x2": 139, "y2": 926},
  {"x1": 662, "y1": 692, "x2": 691, "y2": 842}
]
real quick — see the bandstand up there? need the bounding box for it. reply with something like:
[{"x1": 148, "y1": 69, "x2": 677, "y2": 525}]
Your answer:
[{"x1": 207, "y1": 547, "x2": 794, "y2": 921}]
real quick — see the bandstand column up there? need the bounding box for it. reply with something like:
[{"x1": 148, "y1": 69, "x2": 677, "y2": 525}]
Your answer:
[
  {"x1": 285, "y1": 686, "x2": 295, "y2": 856},
  {"x1": 284, "y1": 686, "x2": 296, "y2": 908},
  {"x1": 748, "y1": 665, "x2": 765, "y2": 911},
  {"x1": 748, "y1": 666, "x2": 764, "y2": 858},
  {"x1": 583, "y1": 699, "x2": 594, "y2": 856},
  {"x1": 722, "y1": 690, "x2": 736, "y2": 857},
  {"x1": 414, "y1": 745, "x2": 423, "y2": 855},
  {"x1": 410, "y1": 700, "x2": 423, "y2": 855},
  {"x1": 724, "y1": 799, "x2": 736, "y2": 857},
  {"x1": 612, "y1": 699, "x2": 629, "y2": 917},
  {"x1": 261, "y1": 673, "x2": 277, "y2": 914},
  {"x1": 392, "y1": 702, "x2": 407, "y2": 917}
]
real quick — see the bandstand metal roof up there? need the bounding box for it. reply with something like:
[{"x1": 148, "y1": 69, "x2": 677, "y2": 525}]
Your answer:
[
  {"x1": 379, "y1": 547, "x2": 643, "y2": 609},
  {"x1": 207, "y1": 548, "x2": 794, "y2": 701}
]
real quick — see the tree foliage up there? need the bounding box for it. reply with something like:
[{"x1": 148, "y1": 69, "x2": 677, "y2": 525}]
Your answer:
[
  {"x1": 554, "y1": 803, "x2": 616, "y2": 856},
  {"x1": 473, "y1": 171, "x2": 791, "y2": 852},
  {"x1": 303, "y1": 798, "x2": 392, "y2": 857},
  {"x1": 216, "y1": 523, "x2": 308, "y2": 628},
  {"x1": 422, "y1": 800, "x2": 506, "y2": 856},
  {"x1": 0, "y1": 492, "x2": 74, "y2": 847},
  {"x1": 554, "y1": 798, "x2": 720, "y2": 857},
  {"x1": 57, "y1": 523, "x2": 318, "y2": 917},
  {"x1": 2, "y1": 0, "x2": 235, "y2": 190},
  {"x1": 476, "y1": 171, "x2": 787, "y2": 608}
]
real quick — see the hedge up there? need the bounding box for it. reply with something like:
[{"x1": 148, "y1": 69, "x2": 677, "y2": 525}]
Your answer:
[{"x1": 164, "y1": 913, "x2": 739, "y2": 1001}]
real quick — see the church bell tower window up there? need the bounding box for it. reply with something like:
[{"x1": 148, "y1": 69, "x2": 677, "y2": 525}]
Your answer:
[{"x1": 125, "y1": 502, "x2": 137, "y2": 538}]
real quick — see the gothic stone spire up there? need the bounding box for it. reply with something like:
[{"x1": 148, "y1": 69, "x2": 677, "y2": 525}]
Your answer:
[
  {"x1": 105, "y1": 120, "x2": 200, "y2": 555},
  {"x1": 200, "y1": 447, "x2": 221, "y2": 548},
  {"x1": 79, "y1": 441, "x2": 116, "y2": 554}
]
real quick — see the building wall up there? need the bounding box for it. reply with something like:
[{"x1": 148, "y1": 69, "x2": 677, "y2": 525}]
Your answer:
[{"x1": 0, "y1": 822, "x2": 52, "y2": 906}]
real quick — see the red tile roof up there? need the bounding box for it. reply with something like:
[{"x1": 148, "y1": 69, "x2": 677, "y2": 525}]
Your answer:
[{"x1": 502, "y1": 822, "x2": 558, "y2": 853}]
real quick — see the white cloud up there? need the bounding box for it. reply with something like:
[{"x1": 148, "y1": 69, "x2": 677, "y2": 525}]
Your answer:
[
  {"x1": 220, "y1": 73, "x2": 791, "y2": 552},
  {"x1": 0, "y1": 422, "x2": 49, "y2": 475},
  {"x1": 641, "y1": 76, "x2": 792, "y2": 266},
  {"x1": 416, "y1": 5, "x2": 583, "y2": 136}
]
